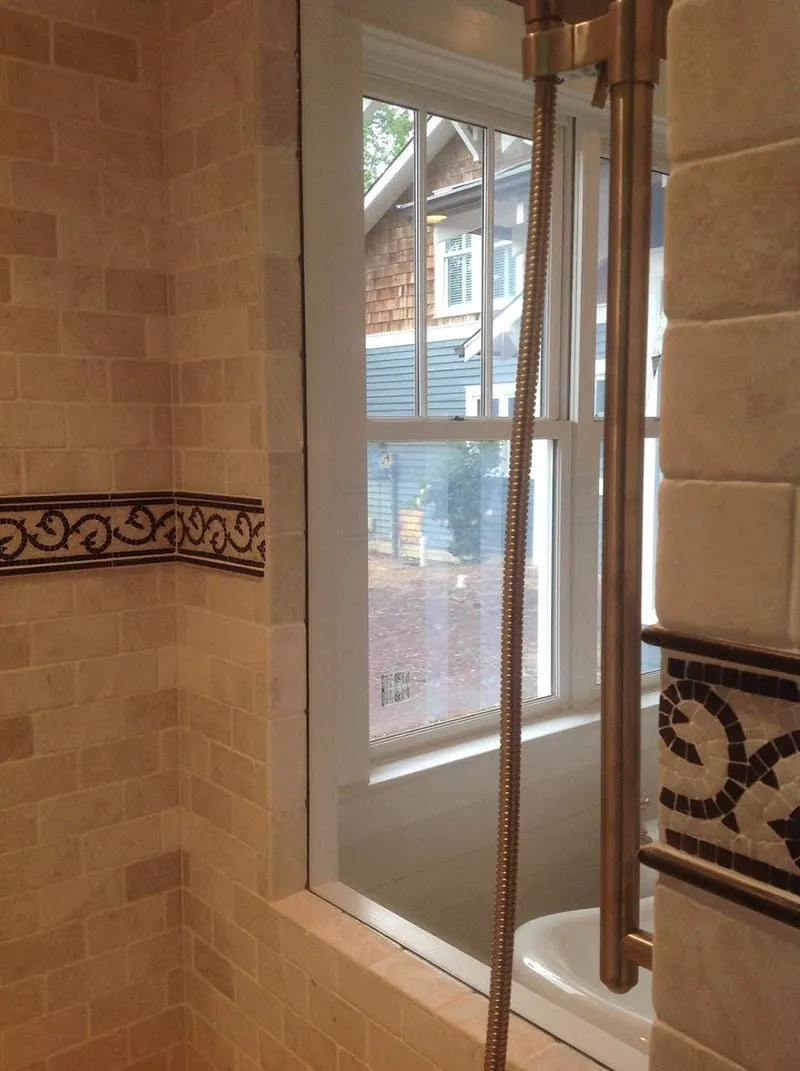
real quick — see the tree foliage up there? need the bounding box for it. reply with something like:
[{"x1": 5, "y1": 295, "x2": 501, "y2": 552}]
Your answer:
[
  {"x1": 423, "y1": 441, "x2": 502, "y2": 562},
  {"x1": 363, "y1": 102, "x2": 413, "y2": 192}
]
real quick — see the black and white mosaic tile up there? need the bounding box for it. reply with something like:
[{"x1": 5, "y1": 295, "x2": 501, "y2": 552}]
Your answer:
[
  {"x1": 0, "y1": 492, "x2": 265, "y2": 577},
  {"x1": 660, "y1": 656, "x2": 800, "y2": 897}
]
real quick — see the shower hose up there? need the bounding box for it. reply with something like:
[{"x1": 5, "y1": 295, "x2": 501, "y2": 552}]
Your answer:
[{"x1": 484, "y1": 73, "x2": 559, "y2": 1071}]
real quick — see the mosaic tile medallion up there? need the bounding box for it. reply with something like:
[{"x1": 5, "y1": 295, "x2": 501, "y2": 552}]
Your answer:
[{"x1": 660, "y1": 657, "x2": 800, "y2": 896}]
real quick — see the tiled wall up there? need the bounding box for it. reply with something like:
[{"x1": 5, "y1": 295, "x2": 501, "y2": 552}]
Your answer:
[
  {"x1": 653, "y1": 0, "x2": 800, "y2": 1068},
  {"x1": 0, "y1": 2, "x2": 609, "y2": 1070}
]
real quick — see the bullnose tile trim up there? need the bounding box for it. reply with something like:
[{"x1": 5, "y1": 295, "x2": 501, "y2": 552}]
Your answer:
[{"x1": 0, "y1": 491, "x2": 266, "y2": 577}]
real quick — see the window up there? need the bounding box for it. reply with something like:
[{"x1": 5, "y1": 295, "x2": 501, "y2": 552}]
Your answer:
[{"x1": 311, "y1": 81, "x2": 665, "y2": 762}]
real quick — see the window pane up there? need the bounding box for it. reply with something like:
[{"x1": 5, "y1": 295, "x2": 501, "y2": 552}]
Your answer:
[
  {"x1": 595, "y1": 161, "x2": 667, "y2": 419},
  {"x1": 367, "y1": 440, "x2": 554, "y2": 740},
  {"x1": 427, "y1": 118, "x2": 485, "y2": 416},
  {"x1": 596, "y1": 438, "x2": 662, "y2": 679},
  {"x1": 493, "y1": 132, "x2": 542, "y2": 418},
  {"x1": 364, "y1": 99, "x2": 417, "y2": 416}
]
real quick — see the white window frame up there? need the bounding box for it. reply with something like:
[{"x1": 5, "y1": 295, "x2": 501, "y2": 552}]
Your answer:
[{"x1": 304, "y1": 8, "x2": 667, "y2": 862}]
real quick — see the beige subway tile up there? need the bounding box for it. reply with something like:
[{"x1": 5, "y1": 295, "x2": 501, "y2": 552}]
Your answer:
[
  {"x1": 196, "y1": 204, "x2": 259, "y2": 264},
  {"x1": 6, "y1": 0, "x2": 95, "y2": 21},
  {"x1": 109, "y1": 361, "x2": 171, "y2": 405},
  {"x1": 169, "y1": 0, "x2": 214, "y2": 37},
  {"x1": 212, "y1": 914, "x2": 256, "y2": 979},
  {"x1": 80, "y1": 734, "x2": 159, "y2": 788},
  {"x1": 40, "y1": 868, "x2": 124, "y2": 931},
  {"x1": 190, "y1": 775, "x2": 232, "y2": 832},
  {"x1": 226, "y1": 452, "x2": 265, "y2": 500},
  {"x1": 257, "y1": 943, "x2": 307, "y2": 1017},
  {"x1": 0, "y1": 976, "x2": 43, "y2": 1033},
  {"x1": 123, "y1": 690, "x2": 178, "y2": 737},
  {"x1": 103, "y1": 173, "x2": 164, "y2": 224},
  {"x1": 120, "y1": 608, "x2": 177, "y2": 653},
  {"x1": 658, "y1": 479, "x2": 794, "y2": 646},
  {"x1": 125, "y1": 772, "x2": 178, "y2": 823},
  {"x1": 3, "y1": 1005, "x2": 88, "y2": 1068},
  {"x1": 266, "y1": 806, "x2": 306, "y2": 901},
  {"x1": 1, "y1": 401, "x2": 65, "y2": 448},
  {"x1": 169, "y1": 168, "x2": 219, "y2": 224},
  {"x1": 78, "y1": 651, "x2": 161, "y2": 704},
  {"x1": 45, "y1": 950, "x2": 126, "y2": 1014},
  {"x1": 184, "y1": 814, "x2": 258, "y2": 892},
  {"x1": 213, "y1": 991, "x2": 259, "y2": 1061},
  {"x1": 0, "y1": 803, "x2": 37, "y2": 854},
  {"x1": 0, "y1": 257, "x2": 10, "y2": 302},
  {"x1": 371, "y1": 952, "x2": 466, "y2": 1012},
  {"x1": 179, "y1": 360, "x2": 224, "y2": 403},
  {"x1": 125, "y1": 850, "x2": 182, "y2": 902},
  {"x1": 114, "y1": 448, "x2": 173, "y2": 491},
  {"x1": 261, "y1": 148, "x2": 300, "y2": 256},
  {"x1": 173, "y1": 405, "x2": 203, "y2": 447},
  {"x1": 0, "y1": 753, "x2": 77, "y2": 814},
  {"x1": 217, "y1": 150, "x2": 258, "y2": 211},
  {"x1": 83, "y1": 814, "x2": 162, "y2": 873},
  {"x1": 179, "y1": 451, "x2": 226, "y2": 494},
  {"x1": 218, "y1": 257, "x2": 260, "y2": 307},
  {"x1": 90, "y1": 976, "x2": 166, "y2": 1036},
  {"x1": 56, "y1": 118, "x2": 145, "y2": 176},
  {"x1": 256, "y1": 45, "x2": 297, "y2": 148},
  {"x1": 367, "y1": 1023, "x2": 439, "y2": 1071},
  {"x1": 283, "y1": 1007, "x2": 336, "y2": 1071},
  {"x1": 231, "y1": 709, "x2": 266, "y2": 765},
  {"x1": 308, "y1": 980, "x2": 367, "y2": 1060},
  {"x1": 208, "y1": 658, "x2": 253, "y2": 712},
  {"x1": 668, "y1": 0, "x2": 800, "y2": 164},
  {"x1": 0, "y1": 305, "x2": 59, "y2": 353},
  {"x1": 33, "y1": 699, "x2": 122, "y2": 755},
  {"x1": 54, "y1": 22, "x2": 139, "y2": 83},
  {"x1": 105, "y1": 268, "x2": 168, "y2": 315},
  {"x1": 337, "y1": 959, "x2": 403, "y2": 1035},
  {"x1": 231, "y1": 795, "x2": 268, "y2": 853},
  {"x1": 209, "y1": 743, "x2": 254, "y2": 800},
  {"x1": 192, "y1": 1014, "x2": 237, "y2": 1071},
  {"x1": 129, "y1": 1006, "x2": 186, "y2": 1062},
  {"x1": 193, "y1": 936, "x2": 235, "y2": 1000},
  {"x1": 666, "y1": 142, "x2": 800, "y2": 321},
  {"x1": 196, "y1": 108, "x2": 243, "y2": 168},
  {"x1": 265, "y1": 453, "x2": 305, "y2": 535},
  {"x1": 0, "y1": 892, "x2": 39, "y2": 942},
  {"x1": 23, "y1": 448, "x2": 112, "y2": 493},
  {"x1": 98, "y1": 81, "x2": 162, "y2": 135},
  {"x1": 203, "y1": 405, "x2": 253, "y2": 450},
  {"x1": 47, "y1": 1028, "x2": 130, "y2": 1071},
  {"x1": 127, "y1": 929, "x2": 182, "y2": 984},
  {"x1": 40, "y1": 785, "x2": 124, "y2": 843},
  {"x1": 0, "y1": 920, "x2": 85, "y2": 986},
  {"x1": 0, "y1": 624, "x2": 30, "y2": 671},
  {"x1": 403, "y1": 1003, "x2": 482, "y2": 1071},
  {"x1": 262, "y1": 257, "x2": 302, "y2": 351},
  {"x1": 0, "y1": 579, "x2": 70, "y2": 626},
  {"x1": 0, "y1": 8, "x2": 51, "y2": 63},
  {"x1": 62, "y1": 310, "x2": 146, "y2": 358},
  {"x1": 19, "y1": 355, "x2": 107, "y2": 403},
  {"x1": 12, "y1": 160, "x2": 100, "y2": 216},
  {"x1": 32, "y1": 614, "x2": 119, "y2": 664},
  {"x1": 58, "y1": 215, "x2": 150, "y2": 269},
  {"x1": 649, "y1": 1023, "x2": 746, "y2": 1071},
  {"x1": 185, "y1": 855, "x2": 236, "y2": 923},
  {"x1": 264, "y1": 357, "x2": 303, "y2": 452},
  {"x1": 278, "y1": 919, "x2": 338, "y2": 992},
  {"x1": 338, "y1": 1053, "x2": 370, "y2": 1071},
  {"x1": 0, "y1": 715, "x2": 33, "y2": 766},
  {"x1": 264, "y1": 717, "x2": 305, "y2": 810},
  {"x1": 167, "y1": 53, "x2": 253, "y2": 132},
  {"x1": 235, "y1": 972, "x2": 282, "y2": 1038},
  {"x1": 74, "y1": 567, "x2": 160, "y2": 614},
  {"x1": 661, "y1": 314, "x2": 800, "y2": 484},
  {"x1": 233, "y1": 885, "x2": 279, "y2": 948},
  {"x1": 174, "y1": 265, "x2": 221, "y2": 315},
  {"x1": 184, "y1": 890, "x2": 214, "y2": 945},
  {"x1": 266, "y1": 535, "x2": 305, "y2": 626},
  {"x1": 0, "y1": 206, "x2": 56, "y2": 256},
  {"x1": 64, "y1": 403, "x2": 150, "y2": 449},
  {"x1": 87, "y1": 895, "x2": 167, "y2": 957},
  {"x1": 0, "y1": 353, "x2": 17, "y2": 400},
  {"x1": 165, "y1": 128, "x2": 195, "y2": 179},
  {"x1": 1, "y1": 664, "x2": 76, "y2": 720},
  {"x1": 95, "y1": 0, "x2": 165, "y2": 39}
]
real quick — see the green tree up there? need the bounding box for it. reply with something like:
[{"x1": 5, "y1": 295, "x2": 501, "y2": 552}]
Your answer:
[
  {"x1": 423, "y1": 442, "x2": 501, "y2": 562},
  {"x1": 363, "y1": 102, "x2": 413, "y2": 192}
]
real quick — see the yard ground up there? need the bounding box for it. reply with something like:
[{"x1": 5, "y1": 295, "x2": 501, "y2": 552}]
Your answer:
[{"x1": 368, "y1": 551, "x2": 541, "y2": 739}]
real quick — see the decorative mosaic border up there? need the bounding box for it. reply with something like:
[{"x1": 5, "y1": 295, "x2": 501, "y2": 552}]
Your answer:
[
  {"x1": 652, "y1": 641, "x2": 800, "y2": 906},
  {"x1": 0, "y1": 492, "x2": 265, "y2": 577}
]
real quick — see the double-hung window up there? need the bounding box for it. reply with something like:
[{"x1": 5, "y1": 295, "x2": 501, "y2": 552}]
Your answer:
[{"x1": 306, "y1": 30, "x2": 667, "y2": 803}]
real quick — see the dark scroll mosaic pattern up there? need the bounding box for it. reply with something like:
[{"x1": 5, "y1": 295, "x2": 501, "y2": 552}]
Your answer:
[
  {"x1": 660, "y1": 657, "x2": 800, "y2": 897},
  {"x1": 0, "y1": 492, "x2": 265, "y2": 577}
]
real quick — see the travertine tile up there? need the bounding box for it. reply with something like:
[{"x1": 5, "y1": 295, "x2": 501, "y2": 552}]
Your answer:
[
  {"x1": 0, "y1": 7, "x2": 51, "y2": 64},
  {"x1": 650, "y1": 1022, "x2": 748, "y2": 1071},
  {"x1": 657, "y1": 479, "x2": 794, "y2": 647}
]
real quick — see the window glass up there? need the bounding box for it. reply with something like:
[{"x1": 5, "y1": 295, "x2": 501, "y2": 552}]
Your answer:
[
  {"x1": 364, "y1": 99, "x2": 417, "y2": 417},
  {"x1": 594, "y1": 160, "x2": 667, "y2": 419},
  {"x1": 367, "y1": 440, "x2": 554, "y2": 740}
]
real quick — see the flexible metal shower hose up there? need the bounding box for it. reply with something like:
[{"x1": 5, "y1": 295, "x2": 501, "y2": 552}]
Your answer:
[{"x1": 484, "y1": 75, "x2": 559, "y2": 1071}]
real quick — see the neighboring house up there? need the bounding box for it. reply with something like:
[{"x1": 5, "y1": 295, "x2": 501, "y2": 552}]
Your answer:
[{"x1": 362, "y1": 106, "x2": 666, "y2": 566}]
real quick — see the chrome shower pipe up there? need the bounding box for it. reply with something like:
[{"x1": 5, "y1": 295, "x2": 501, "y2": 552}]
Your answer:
[
  {"x1": 485, "y1": 6, "x2": 668, "y2": 1062},
  {"x1": 484, "y1": 3, "x2": 561, "y2": 1063}
]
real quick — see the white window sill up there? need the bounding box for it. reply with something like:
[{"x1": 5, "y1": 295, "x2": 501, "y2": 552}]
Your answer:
[{"x1": 367, "y1": 689, "x2": 661, "y2": 787}]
